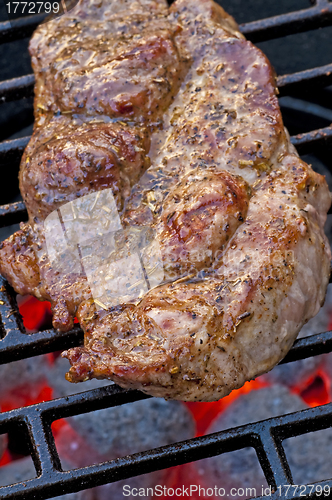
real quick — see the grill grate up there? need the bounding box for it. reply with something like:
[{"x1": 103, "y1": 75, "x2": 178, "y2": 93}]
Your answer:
[{"x1": 0, "y1": 1, "x2": 332, "y2": 499}]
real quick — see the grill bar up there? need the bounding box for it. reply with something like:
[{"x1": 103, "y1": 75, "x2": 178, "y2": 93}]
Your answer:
[
  {"x1": 0, "y1": 74, "x2": 34, "y2": 103},
  {"x1": 0, "y1": 202, "x2": 27, "y2": 227},
  {"x1": 27, "y1": 411, "x2": 60, "y2": 474},
  {"x1": 0, "y1": 327, "x2": 84, "y2": 363},
  {"x1": 290, "y1": 125, "x2": 332, "y2": 155},
  {"x1": 277, "y1": 64, "x2": 332, "y2": 97},
  {"x1": 256, "y1": 427, "x2": 292, "y2": 487},
  {"x1": 0, "y1": 14, "x2": 46, "y2": 44},
  {"x1": 0, "y1": 136, "x2": 30, "y2": 170},
  {"x1": 240, "y1": 2, "x2": 332, "y2": 43},
  {"x1": 280, "y1": 330, "x2": 332, "y2": 364},
  {"x1": 1, "y1": 391, "x2": 332, "y2": 500},
  {"x1": 0, "y1": 136, "x2": 30, "y2": 156}
]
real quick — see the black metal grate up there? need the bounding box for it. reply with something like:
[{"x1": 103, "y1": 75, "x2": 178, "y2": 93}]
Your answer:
[{"x1": 1, "y1": 1, "x2": 332, "y2": 499}]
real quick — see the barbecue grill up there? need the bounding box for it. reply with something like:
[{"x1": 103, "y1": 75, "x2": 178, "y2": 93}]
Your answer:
[{"x1": 1, "y1": 1, "x2": 332, "y2": 498}]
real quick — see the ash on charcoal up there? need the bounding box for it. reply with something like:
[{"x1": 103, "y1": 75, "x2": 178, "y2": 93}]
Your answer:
[
  {"x1": 59, "y1": 397, "x2": 195, "y2": 462},
  {"x1": 196, "y1": 385, "x2": 312, "y2": 499},
  {"x1": 284, "y1": 427, "x2": 332, "y2": 484},
  {"x1": 52, "y1": 370, "x2": 195, "y2": 500},
  {"x1": 55, "y1": 421, "x2": 167, "y2": 500},
  {"x1": 0, "y1": 456, "x2": 94, "y2": 499},
  {"x1": 0, "y1": 456, "x2": 36, "y2": 486},
  {"x1": 47, "y1": 356, "x2": 112, "y2": 397},
  {"x1": 0, "y1": 354, "x2": 49, "y2": 400},
  {"x1": 260, "y1": 284, "x2": 332, "y2": 389}
]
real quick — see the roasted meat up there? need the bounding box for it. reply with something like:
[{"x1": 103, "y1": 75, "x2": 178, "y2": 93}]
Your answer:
[{"x1": 0, "y1": 0, "x2": 330, "y2": 401}]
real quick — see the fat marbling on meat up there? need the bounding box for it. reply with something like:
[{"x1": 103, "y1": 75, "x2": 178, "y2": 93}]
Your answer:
[{"x1": 0, "y1": 0, "x2": 330, "y2": 401}]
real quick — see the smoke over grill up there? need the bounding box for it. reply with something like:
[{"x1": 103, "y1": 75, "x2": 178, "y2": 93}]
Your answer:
[{"x1": 0, "y1": 0, "x2": 332, "y2": 499}]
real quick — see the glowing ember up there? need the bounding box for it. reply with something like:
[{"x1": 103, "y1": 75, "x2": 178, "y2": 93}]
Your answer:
[
  {"x1": 17, "y1": 294, "x2": 78, "y2": 333},
  {"x1": 0, "y1": 449, "x2": 11, "y2": 468},
  {"x1": 299, "y1": 373, "x2": 330, "y2": 407},
  {"x1": 17, "y1": 295, "x2": 52, "y2": 332},
  {"x1": 185, "y1": 379, "x2": 269, "y2": 436},
  {"x1": 0, "y1": 384, "x2": 53, "y2": 413}
]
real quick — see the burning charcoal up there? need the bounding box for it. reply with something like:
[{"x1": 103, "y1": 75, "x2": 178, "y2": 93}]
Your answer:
[
  {"x1": 0, "y1": 456, "x2": 94, "y2": 499},
  {"x1": 284, "y1": 426, "x2": 332, "y2": 484},
  {"x1": 67, "y1": 397, "x2": 195, "y2": 459},
  {"x1": 47, "y1": 356, "x2": 112, "y2": 397},
  {"x1": 197, "y1": 385, "x2": 332, "y2": 495},
  {"x1": 321, "y1": 351, "x2": 332, "y2": 400},
  {"x1": 55, "y1": 421, "x2": 167, "y2": 500},
  {"x1": 195, "y1": 386, "x2": 306, "y2": 499},
  {"x1": 55, "y1": 422, "x2": 165, "y2": 499},
  {"x1": 53, "y1": 421, "x2": 102, "y2": 469},
  {"x1": 56, "y1": 398, "x2": 196, "y2": 462},
  {"x1": 0, "y1": 355, "x2": 49, "y2": 401},
  {"x1": 54, "y1": 387, "x2": 195, "y2": 500},
  {"x1": 260, "y1": 284, "x2": 332, "y2": 389}
]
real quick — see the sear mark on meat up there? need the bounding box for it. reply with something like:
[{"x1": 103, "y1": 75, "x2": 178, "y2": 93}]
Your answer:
[{"x1": 0, "y1": 0, "x2": 331, "y2": 401}]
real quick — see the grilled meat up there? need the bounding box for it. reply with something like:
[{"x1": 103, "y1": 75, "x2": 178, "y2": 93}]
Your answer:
[
  {"x1": 0, "y1": 0, "x2": 185, "y2": 330},
  {"x1": 0, "y1": 0, "x2": 330, "y2": 401}
]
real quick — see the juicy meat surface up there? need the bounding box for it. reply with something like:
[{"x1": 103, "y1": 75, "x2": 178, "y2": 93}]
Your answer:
[{"x1": 0, "y1": 0, "x2": 330, "y2": 401}]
